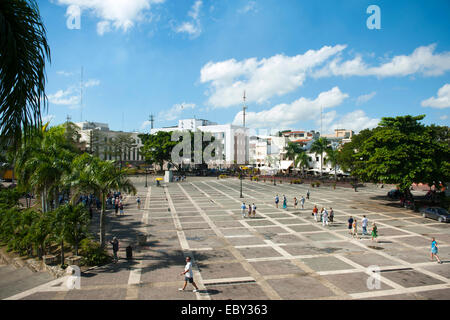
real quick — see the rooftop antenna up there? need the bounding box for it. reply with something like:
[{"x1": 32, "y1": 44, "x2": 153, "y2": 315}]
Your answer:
[
  {"x1": 149, "y1": 114, "x2": 154, "y2": 130},
  {"x1": 122, "y1": 112, "x2": 124, "y2": 131},
  {"x1": 320, "y1": 105, "x2": 323, "y2": 137},
  {"x1": 243, "y1": 90, "x2": 247, "y2": 128},
  {"x1": 66, "y1": 115, "x2": 71, "y2": 124},
  {"x1": 80, "y1": 66, "x2": 83, "y2": 122}
]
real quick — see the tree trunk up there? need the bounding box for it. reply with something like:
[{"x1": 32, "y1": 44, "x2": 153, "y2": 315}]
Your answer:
[
  {"x1": 100, "y1": 192, "x2": 106, "y2": 248},
  {"x1": 60, "y1": 239, "x2": 64, "y2": 266}
]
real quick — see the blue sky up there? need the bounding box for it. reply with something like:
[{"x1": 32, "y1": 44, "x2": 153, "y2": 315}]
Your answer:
[{"x1": 39, "y1": 0, "x2": 450, "y2": 134}]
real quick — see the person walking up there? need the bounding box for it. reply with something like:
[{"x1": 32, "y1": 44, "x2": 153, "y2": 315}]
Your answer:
[
  {"x1": 306, "y1": 189, "x2": 310, "y2": 200},
  {"x1": 430, "y1": 238, "x2": 443, "y2": 264},
  {"x1": 371, "y1": 223, "x2": 378, "y2": 242},
  {"x1": 348, "y1": 216, "x2": 354, "y2": 235},
  {"x1": 114, "y1": 197, "x2": 119, "y2": 216},
  {"x1": 282, "y1": 195, "x2": 287, "y2": 210},
  {"x1": 275, "y1": 195, "x2": 279, "y2": 208},
  {"x1": 110, "y1": 237, "x2": 119, "y2": 263},
  {"x1": 352, "y1": 219, "x2": 359, "y2": 239},
  {"x1": 252, "y1": 203, "x2": 257, "y2": 218},
  {"x1": 119, "y1": 201, "x2": 124, "y2": 215},
  {"x1": 322, "y1": 208, "x2": 329, "y2": 226},
  {"x1": 329, "y1": 207, "x2": 334, "y2": 223},
  {"x1": 136, "y1": 196, "x2": 141, "y2": 210},
  {"x1": 300, "y1": 196, "x2": 305, "y2": 210},
  {"x1": 362, "y1": 215, "x2": 369, "y2": 236},
  {"x1": 241, "y1": 202, "x2": 247, "y2": 218},
  {"x1": 313, "y1": 205, "x2": 318, "y2": 222},
  {"x1": 179, "y1": 256, "x2": 199, "y2": 292},
  {"x1": 294, "y1": 197, "x2": 298, "y2": 209},
  {"x1": 248, "y1": 203, "x2": 252, "y2": 218}
]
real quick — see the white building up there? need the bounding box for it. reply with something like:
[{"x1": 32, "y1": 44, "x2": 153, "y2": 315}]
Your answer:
[
  {"x1": 75, "y1": 121, "x2": 144, "y2": 163},
  {"x1": 151, "y1": 119, "x2": 249, "y2": 167}
]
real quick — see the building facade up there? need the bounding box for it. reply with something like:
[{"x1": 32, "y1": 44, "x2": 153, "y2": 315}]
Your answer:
[{"x1": 75, "y1": 122, "x2": 144, "y2": 164}]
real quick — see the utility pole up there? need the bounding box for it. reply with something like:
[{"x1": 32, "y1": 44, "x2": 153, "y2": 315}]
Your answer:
[
  {"x1": 243, "y1": 91, "x2": 248, "y2": 165},
  {"x1": 80, "y1": 66, "x2": 83, "y2": 122},
  {"x1": 149, "y1": 114, "x2": 154, "y2": 130}
]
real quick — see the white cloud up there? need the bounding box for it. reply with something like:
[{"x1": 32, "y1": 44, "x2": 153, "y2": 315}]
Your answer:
[
  {"x1": 48, "y1": 79, "x2": 100, "y2": 107},
  {"x1": 159, "y1": 102, "x2": 196, "y2": 121},
  {"x1": 440, "y1": 115, "x2": 448, "y2": 120},
  {"x1": 56, "y1": 70, "x2": 74, "y2": 76},
  {"x1": 201, "y1": 45, "x2": 347, "y2": 108},
  {"x1": 175, "y1": 0, "x2": 202, "y2": 37},
  {"x1": 48, "y1": 88, "x2": 80, "y2": 106},
  {"x1": 421, "y1": 84, "x2": 450, "y2": 109},
  {"x1": 232, "y1": 87, "x2": 348, "y2": 129},
  {"x1": 314, "y1": 44, "x2": 450, "y2": 78},
  {"x1": 325, "y1": 110, "x2": 379, "y2": 133},
  {"x1": 355, "y1": 91, "x2": 376, "y2": 106},
  {"x1": 238, "y1": 1, "x2": 257, "y2": 14},
  {"x1": 56, "y1": 0, "x2": 165, "y2": 35},
  {"x1": 140, "y1": 120, "x2": 152, "y2": 129},
  {"x1": 84, "y1": 79, "x2": 101, "y2": 88}
]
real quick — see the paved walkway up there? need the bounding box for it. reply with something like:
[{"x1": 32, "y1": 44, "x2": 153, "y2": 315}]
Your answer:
[{"x1": 3, "y1": 177, "x2": 450, "y2": 300}]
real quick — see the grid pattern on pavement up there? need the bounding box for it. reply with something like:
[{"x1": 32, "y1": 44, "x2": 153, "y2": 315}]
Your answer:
[{"x1": 5, "y1": 177, "x2": 450, "y2": 300}]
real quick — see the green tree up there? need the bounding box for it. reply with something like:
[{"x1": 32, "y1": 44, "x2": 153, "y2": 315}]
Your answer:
[
  {"x1": 0, "y1": 0, "x2": 51, "y2": 147},
  {"x1": 294, "y1": 150, "x2": 309, "y2": 176},
  {"x1": 68, "y1": 154, "x2": 136, "y2": 247},
  {"x1": 53, "y1": 203, "x2": 89, "y2": 264},
  {"x1": 353, "y1": 115, "x2": 450, "y2": 196},
  {"x1": 140, "y1": 131, "x2": 177, "y2": 171},
  {"x1": 324, "y1": 147, "x2": 339, "y2": 181},
  {"x1": 15, "y1": 125, "x2": 77, "y2": 212},
  {"x1": 310, "y1": 137, "x2": 329, "y2": 176},
  {"x1": 285, "y1": 142, "x2": 302, "y2": 161}
]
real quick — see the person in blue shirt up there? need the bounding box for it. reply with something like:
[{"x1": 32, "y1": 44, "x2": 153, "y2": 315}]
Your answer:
[
  {"x1": 431, "y1": 238, "x2": 442, "y2": 264},
  {"x1": 275, "y1": 195, "x2": 279, "y2": 208},
  {"x1": 241, "y1": 202, "x2": 247, "y2": 218}
]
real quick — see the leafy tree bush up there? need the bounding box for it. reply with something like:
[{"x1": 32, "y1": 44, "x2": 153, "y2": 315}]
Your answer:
[{"x1": 79, "y1": 238, "x2": 111, "y2": 266}]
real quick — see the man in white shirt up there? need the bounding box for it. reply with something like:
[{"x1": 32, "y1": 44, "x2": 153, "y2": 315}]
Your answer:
[
  {"x1": 179, "y1": 256, "x2": 199, "y2": 292},
  {"x1": 322, "y1": 208, "x2": 329, "y2": 226},
  {"x1": 362, "y1": 215, "x2": 369, "y2": 235}
]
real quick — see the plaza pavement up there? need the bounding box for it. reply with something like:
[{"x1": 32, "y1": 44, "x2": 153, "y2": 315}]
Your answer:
[{"x1": 3, "y1": 176, "x2": 450, "y2": 300}]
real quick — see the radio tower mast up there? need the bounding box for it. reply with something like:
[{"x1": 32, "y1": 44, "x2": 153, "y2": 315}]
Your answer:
[{"x1": 80, "y1": 66, "x2": 83, "y2": 122}]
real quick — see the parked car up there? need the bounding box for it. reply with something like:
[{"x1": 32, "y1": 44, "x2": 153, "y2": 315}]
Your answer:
[
  {"x1": 387, "y1": 189, "x2": 403, "y2": 199},
  {"x1": 419, "y1": 207, "x2": 450, "y2": 223}
]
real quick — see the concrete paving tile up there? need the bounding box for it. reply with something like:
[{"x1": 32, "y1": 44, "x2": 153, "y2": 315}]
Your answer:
[
  {"x1": 381, "y1": 270, "x2": 445, "y2": 288},
  {"x1": 267, "y1": 276, "x2": 336, "y2": 299},
  {"x1": 300, "y1": 256, "x2": 355, "y2": 272}
]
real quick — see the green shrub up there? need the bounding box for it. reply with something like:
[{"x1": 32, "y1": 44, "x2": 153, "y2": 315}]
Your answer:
[
  {"x1": 219, "y1": 174, "x2": 228, "y2": 179},
  {"x1": 315, "y1": 182, "x2": 321, "y2": 187},
  {"x1": 252, "y1": 176, "x2": 259, "y2": 181},
  {"x1": 292, "y1": 179, "x2": 302, "y2": 184},
  {"x1": 79, "y1": 238, "x2": 111, "y2": 266}
]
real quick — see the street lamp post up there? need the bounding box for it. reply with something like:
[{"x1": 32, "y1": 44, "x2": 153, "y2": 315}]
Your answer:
[
  {"x1": 240, "y1": 173, "x2": 243, "y2": 198},
  {"x1": 145, "y1": 168, "x2": 148, "y2": 188}
]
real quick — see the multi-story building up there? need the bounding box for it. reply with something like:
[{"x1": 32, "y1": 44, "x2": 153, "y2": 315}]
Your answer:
[
  {"x1": 321, "y1": 129, "x2": 354, "y2": 145},
  {"x1": 74, "y1": 121, "x2": 144, "y2": 164},
  {"x1": 150, "y1": 119, "x2": 249, "y2": 167}
]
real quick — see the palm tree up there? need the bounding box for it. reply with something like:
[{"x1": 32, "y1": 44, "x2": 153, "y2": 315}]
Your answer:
[
  {"x1": 15, "y1": 126, "x2": 75, "y2": 212},
  {"x1": 68, "y1": 154, "x2": 137, "y2": 247},
  {"x1": 15, "y1": 125, "x2": 76, "y2": 212},
  {"x1": 294, "y1": 150, "x2": 309, "y2": 176},
  {"x1": 285, "y1": 142, "x2": 302, "y2": 161},
  {"x1": 310, "y1": 137, "x2": 329, "y2": 176},
  {"x1": 0, "y1": 0, "x2": 51, "y2": 147},
  {"x1": 324, "y1": 147, "x2": 339, "y2": 181}
]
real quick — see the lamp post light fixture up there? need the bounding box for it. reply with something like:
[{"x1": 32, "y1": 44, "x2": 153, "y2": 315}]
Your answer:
[{"x1": 145, "y1": 168, "x2": 148, "y2": 188}]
